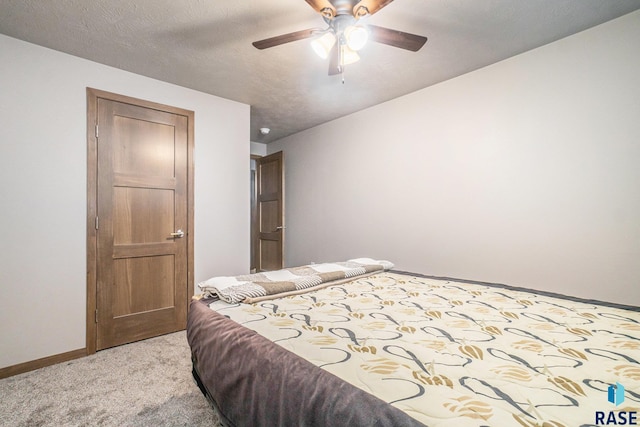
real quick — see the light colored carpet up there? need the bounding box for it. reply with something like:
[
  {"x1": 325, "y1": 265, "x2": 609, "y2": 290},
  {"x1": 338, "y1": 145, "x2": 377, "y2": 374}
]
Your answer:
[{"x1": 0, "y1": 331, "x2": 220, "y2": 426}]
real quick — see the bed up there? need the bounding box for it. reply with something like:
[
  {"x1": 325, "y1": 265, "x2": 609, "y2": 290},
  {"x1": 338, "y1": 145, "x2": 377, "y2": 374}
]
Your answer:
[{"x1": 187, "y1": 259, "x2": 640, "y2": 426}]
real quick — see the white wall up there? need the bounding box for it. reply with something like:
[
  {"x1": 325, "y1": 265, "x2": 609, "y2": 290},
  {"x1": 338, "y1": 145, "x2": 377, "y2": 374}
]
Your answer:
[
  {"x1": 269, "y1": 11, "x2": 640, "y2": 306},
  {"x1": 250, "y1": 141, "x2": 268, "y2": 156},
  {"x1": 0, "y1": 35, "x2": 250, "y2": 368}
]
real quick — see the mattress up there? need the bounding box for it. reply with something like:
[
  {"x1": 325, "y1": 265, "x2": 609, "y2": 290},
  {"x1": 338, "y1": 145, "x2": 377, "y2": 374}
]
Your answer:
[{"x1": 187, "y1": 270, "x2": 640, "y2": 426}]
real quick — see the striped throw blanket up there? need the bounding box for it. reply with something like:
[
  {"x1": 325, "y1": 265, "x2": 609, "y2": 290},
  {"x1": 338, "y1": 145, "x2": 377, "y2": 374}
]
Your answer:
[{"x1": 198, "y1": 258, "x2": 394, "y2": 304}]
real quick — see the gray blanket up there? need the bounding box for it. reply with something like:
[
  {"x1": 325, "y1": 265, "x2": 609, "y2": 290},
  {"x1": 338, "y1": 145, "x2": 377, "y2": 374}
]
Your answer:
[{"x1": 198, "y1": 258, "x2": 394, "y2": 303}]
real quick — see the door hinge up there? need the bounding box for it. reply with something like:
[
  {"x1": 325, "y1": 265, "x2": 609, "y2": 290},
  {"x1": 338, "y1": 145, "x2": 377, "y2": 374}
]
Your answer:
[
  {"x1": 95, "y1": 124, "x2": 99, "y2": 138},
  {"x1": 95, "y1": 309, "x2": 98, "y2": 323},
  {"x1": 95, "y1": 216, "x2": 99, "y2": 230}
]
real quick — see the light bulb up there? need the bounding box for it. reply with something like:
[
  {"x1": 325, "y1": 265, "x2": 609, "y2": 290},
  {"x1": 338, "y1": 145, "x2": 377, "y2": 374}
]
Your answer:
[
  {"x1": 341, "y1": 45, "x2": 360, "y2": 65},
  {"x1": 345, "y1": 25, "x2": 368, "y2": 51},
  {"x1": 311, "y1": 32, "x2": 336, "y2": 59}
]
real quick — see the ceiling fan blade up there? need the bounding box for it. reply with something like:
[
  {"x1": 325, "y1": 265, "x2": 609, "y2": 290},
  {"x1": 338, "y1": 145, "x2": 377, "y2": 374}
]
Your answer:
[
  {"x1": 368, "y1": 25, "x2": 427, "y2": 52},
  {"x1": 328, "y1": 43, "x2": 341, "y2": 75},
  {"x1": 353, "y1": 0, "x2": 394, "y2": 17},
  {"x1": 252, "y1": 29, "x2": 319, "y2": 50},
  {"x1": 305, "y1": 0, "x2": 336, "y2": 17}
]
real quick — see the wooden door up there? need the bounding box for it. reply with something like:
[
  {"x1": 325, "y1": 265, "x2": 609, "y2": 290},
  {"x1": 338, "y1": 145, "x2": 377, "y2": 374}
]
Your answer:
[
  {"x1": 256, "y1": 151, "x2": 285, "y2": 271},
  {"x1": 87, "y1": 89, "x2": 194, "y2": 352},
  {"x1": 250, "y1": 156, "x2": 259, "y2": 272}
]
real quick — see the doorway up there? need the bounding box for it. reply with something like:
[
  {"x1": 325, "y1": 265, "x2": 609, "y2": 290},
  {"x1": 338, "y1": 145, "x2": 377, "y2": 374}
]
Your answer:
[{"x1": 86, "y1": 88, "x2": 194, "y2": 353}]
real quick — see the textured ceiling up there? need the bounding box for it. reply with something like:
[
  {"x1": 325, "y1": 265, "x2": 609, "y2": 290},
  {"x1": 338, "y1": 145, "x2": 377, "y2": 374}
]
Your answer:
[{"x1": 1, "y1": 0, "x2": 639, "y2": 143}]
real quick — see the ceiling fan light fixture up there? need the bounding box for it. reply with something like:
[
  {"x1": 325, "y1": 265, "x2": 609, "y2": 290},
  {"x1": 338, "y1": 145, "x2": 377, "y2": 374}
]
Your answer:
[
  {"x1": 311, "y1": 32, "x2": 336, "y2": 59},
  {"x1": 341, "y1": 45, "x2": 360, "y2": 65},
  {"x1": 345, "y1": 25, "x2": 368, "y2": 51}
]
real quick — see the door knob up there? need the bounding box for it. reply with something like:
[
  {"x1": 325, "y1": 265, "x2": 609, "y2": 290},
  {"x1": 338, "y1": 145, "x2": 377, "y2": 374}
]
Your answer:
[
  {"x1": 170, "y1": 229, "x2": 185, "y2": 238},
  {"x1": 275, "y1": 226, "x2": 286, "y2": 231}
]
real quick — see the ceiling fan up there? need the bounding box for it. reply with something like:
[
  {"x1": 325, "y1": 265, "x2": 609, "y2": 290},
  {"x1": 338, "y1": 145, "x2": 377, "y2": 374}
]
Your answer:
[{"x1": 252, "y1": 0, "x2": 428, "y2": 78}]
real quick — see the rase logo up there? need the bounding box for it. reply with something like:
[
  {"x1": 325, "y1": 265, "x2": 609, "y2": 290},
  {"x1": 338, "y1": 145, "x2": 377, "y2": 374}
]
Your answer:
[{"x1": 595, "y1": 382, "x2": 637, "y2": 425}]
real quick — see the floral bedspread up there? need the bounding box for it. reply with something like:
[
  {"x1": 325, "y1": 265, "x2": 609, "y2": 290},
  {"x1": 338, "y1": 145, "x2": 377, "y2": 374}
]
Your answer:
[{"x1": 208, "y1": 271, "x2": 640, "y2": 426}]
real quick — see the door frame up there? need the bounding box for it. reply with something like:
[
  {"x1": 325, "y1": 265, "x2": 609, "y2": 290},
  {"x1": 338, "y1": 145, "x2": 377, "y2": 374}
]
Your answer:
[{"x1": 86, "y1": 88, "x2": 195, "y2": 355}]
